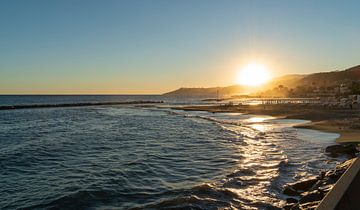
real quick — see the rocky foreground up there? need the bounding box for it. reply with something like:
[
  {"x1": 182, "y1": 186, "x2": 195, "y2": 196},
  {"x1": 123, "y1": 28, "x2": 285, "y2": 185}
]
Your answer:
[{"x1": 282, "y1": 144, "x2": 359, "y2": 210}]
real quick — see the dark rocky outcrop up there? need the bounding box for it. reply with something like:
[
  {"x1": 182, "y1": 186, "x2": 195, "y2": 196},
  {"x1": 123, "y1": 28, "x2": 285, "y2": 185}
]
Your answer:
[
  {"x1": 291, "y1": 177, "x2": 319, "y2": 192},
  {"x1": 299, "y1": 200, "x2": 321, "y2": 210},
  {"x1": 283, "y1": 186, "x2": 301, "y2": 196},
  {"x1": 282, "y1": 158, "x2": 356, "y2": 209},
  {"x1": 283, "y1": 177, "x2": 318, "y2": 196},
  {"x1": 325, "y1": 144, "x2": 358, "y2": 157},
  {"x1": 299, "y1": 190, "x2": 324, "y2": 204},
  {"x1": 286, "y1": 198, "x2": 298, "y2": 204}
]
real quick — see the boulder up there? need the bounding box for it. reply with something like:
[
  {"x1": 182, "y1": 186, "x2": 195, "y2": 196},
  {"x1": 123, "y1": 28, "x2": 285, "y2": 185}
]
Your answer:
[
  {"x1": 289, "y1": 203, "x2": 301, "y2": 210},
  {"x1": 286, "y1": 197, "x2": 298, "y2": 204},
  {"x1": 325, "y1": 144, "x2": 357, "y2": 156},
  {"x1": 299, "y1": 200, "x2": 321, "y2": 210},
  {"x1": 318, "y1": 184, "x2": 333, "y2": 194},
  {"x1": 282, "y1": 158, "x2": 356, "y2": 209},
  {"x1": 299, "y1": 190, "x2": 324, "y2": 204},
  {"x1": 289, "y1": 177, "x2": 319, "y2": 192},
  {"x1": 324, "y1": 158, "x2": 355, "y2": 180},
  {"x1": 337, "y1": 157, "x2": 356, "y2": 169},
  {"x1": 283, "y1": 203, "x2": 296, "y2": 210},
  {"x1": 283, "y1": 186, "x2": 301, "y2": 196}
]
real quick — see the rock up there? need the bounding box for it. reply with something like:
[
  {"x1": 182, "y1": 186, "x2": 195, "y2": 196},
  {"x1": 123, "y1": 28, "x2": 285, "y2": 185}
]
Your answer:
[
  {"x1": 318, "y1": 184, "x2": 333, "y2": 194},
  {"x1": 319, "y1": 171, "x2": 326, "y2": 179},
  {"x1": 289, "y1": 203, "x2": 301, "y2": 210},
  {"x1": 283, "y1": 177, "x2": 319, "y2": 196},
  {"x1": 325, "y1": 144, "x2": 357, "y2": 156},
  {"x1": 283, "y1": 186, "x2": 301, "y2": 196},
  {"x1": 308, "y1": 180, "x2": 322, "y2": 191},
  {"x1": 289, "y1": 177, "x2": 319, "y2": 192},
  {"x1": 325, "y1": 144, "x2": 341, "y2": 153},
  {"x1": 324, "y1": 158, "x2": 355, "y2": 180},
  {"x1": 299, "y1": 190, "x2": 324, "y2": 204},
  {"x1": 282, "y1": 158, "x2": 356, "y2": 209},
  {"x1": 337, "y1": 157, "x2": 356, "y2": 169},
  {"x1": 299, "y1": 200, "x2": 321, "y2": 210},
  {"x1": 286, "y1": 197, "x2": 298, "y2": 203},
  {"x1": 283, "y1": 203, "x2": 296, "y2": 210}
]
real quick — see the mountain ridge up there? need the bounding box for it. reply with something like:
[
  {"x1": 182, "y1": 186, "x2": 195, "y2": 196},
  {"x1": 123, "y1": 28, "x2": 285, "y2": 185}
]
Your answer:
[{"x1": 163, "y1": 65, "x2": 360, "y2": 96}]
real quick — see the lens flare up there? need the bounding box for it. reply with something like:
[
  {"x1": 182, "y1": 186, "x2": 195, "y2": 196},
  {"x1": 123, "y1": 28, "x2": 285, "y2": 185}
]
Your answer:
[{"x1": 237, "y1": 63, "x2": 271, "y2": 86}]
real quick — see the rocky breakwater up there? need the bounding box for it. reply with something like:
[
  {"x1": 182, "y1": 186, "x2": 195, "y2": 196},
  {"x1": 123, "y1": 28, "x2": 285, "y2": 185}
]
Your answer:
[{"x1": 282, "y1": 144, "x2": 359, "y2": 210}]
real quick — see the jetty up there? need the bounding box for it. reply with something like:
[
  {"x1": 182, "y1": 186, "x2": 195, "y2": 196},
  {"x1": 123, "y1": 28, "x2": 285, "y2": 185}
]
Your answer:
[{"x1": 0, "y1": 101, "x2": 164, "y2": 110}]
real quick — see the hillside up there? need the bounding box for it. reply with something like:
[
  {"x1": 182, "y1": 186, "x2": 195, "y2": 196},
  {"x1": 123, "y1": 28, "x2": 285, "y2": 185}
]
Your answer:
[
  {"x1": 299, "y1": 65, "x2": 360, "y2": 86},
  {"x1": 163, "y1": 65, "x2": 360, "y2": 96},
  {"x1": 163, "y1": 85, "x2": 243, "y2": 97},
  {"x1": 264, "y1": 74, "x2": 305, "y2": 89}
]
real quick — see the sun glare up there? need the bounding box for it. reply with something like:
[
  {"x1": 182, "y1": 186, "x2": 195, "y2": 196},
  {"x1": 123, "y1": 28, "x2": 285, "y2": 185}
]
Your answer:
[{"x1": 237, "y1": 63, "x2": 271, "y2": 86}]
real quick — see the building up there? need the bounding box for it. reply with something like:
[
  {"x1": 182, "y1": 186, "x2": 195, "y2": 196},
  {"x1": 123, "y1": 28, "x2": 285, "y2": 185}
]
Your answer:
[{"x1": 340, "y1": 83, "x2": 351, "y2": 94}]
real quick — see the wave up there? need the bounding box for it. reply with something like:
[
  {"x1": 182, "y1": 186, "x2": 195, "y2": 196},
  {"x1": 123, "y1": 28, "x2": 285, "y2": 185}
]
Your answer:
[{"x1": 135, "y1": 181, "x2": 283, "y2": 210}]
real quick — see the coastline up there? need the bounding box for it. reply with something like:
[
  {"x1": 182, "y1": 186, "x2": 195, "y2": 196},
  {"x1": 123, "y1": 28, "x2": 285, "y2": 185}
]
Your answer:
[
  {"x1": 172, "y1": 104, "x2": 360, "y2": 144},
  {"x1": 172, "y1": 103, "x2": 360, "y2": 209},
  {"x1": 294, "y1": 121, "x2": 360, "y2": 144}
]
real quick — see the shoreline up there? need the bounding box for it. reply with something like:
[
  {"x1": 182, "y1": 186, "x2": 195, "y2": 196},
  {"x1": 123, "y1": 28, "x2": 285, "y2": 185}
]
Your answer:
[
  {"x1": 172, "y1": 103, "x2": 360, "y2": 209},
  {"x1": 172, "y1": 104, "x2": 360, "y2": 144},
  {"x1": 294, "y1": 121, "x2": 360, "y2": 144}
]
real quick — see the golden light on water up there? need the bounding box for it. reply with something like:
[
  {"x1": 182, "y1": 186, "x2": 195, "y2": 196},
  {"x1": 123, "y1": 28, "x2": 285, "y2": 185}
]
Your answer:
[
  {"x1": 237, "y1": 63, "x2": 271, "y2": 86},
  {"x1": 246, "y1": 116, "x2": 272, "y2": 123}
]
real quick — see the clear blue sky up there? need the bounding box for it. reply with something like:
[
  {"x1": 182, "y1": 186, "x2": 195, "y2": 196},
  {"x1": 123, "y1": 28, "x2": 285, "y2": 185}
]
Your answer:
[{"x1": 1, "y1": 0, "x2": 359, "y2": 94}]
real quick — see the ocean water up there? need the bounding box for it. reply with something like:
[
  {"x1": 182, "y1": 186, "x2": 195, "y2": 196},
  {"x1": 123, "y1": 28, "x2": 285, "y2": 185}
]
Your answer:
[{"x1": 0, "y1": 95, "x2": 343, "y2": 209}]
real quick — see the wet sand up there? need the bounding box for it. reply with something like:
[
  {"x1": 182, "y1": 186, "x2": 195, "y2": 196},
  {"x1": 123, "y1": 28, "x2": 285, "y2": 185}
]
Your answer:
[
  {"x1": 172, "y1": 104, "x2": 360, "y2": 143},
  {"x1": 295, "y1": 121, "x2": 360, "y2": 143}
]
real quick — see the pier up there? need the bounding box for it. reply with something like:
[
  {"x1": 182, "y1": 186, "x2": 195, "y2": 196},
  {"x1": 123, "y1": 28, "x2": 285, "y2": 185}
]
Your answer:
[{"x1": 258, "y1": 98, "x2": 321, "y2": 105}]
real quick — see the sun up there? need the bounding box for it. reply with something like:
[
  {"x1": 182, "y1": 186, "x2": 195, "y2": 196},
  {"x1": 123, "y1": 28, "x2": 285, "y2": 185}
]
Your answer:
[{"x1": 237, "y1": 63, "x2": 271, "y2": 86}]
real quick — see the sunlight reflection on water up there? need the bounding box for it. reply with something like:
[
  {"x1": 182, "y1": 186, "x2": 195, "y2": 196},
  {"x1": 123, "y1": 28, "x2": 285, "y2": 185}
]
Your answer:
[{"x1": 0, "y1": 106, "x2": 344, "y2": 209}]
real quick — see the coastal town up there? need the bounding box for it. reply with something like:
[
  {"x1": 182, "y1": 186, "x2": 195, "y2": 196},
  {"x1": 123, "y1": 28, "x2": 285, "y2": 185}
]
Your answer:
[{"x1": 254, "y1": 81, "x2": 360, "y2": 109}]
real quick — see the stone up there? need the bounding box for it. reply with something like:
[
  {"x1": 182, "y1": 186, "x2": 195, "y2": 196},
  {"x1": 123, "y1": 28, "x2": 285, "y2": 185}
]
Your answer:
[
  {"x1": 299, "y1": 200, "x2": 321, "y2": 210},
  {"x1": 290, "y1": 177, "x2": 319, "y2": 192},
  {"x1": 283, "y1": 186, "x2": 301, "y2": 196},
  {"x1": 299, "y1": 190, "x2": 323, "y2": 204},
  {"x1": 325, "y1": 144, "x2": 357, "y2": 156},
  {"x1": 289, "y1": 203, "x2": 301, "y2": 210},
  {"x1": 282, "y1": 203, "x2": 296, "y2": 210},
  {"x1": 324, "y1": 158, "x2": 355, "y2": 179},
  {"x1": 286, "y1": 197, "x2": 298, "y2": 203},
  {"x1": 318, "y1": 184, "x2": 333, "y2": 194},
  {"x1": 309, "y1": 180, "x2": 322, "y2": 191}
]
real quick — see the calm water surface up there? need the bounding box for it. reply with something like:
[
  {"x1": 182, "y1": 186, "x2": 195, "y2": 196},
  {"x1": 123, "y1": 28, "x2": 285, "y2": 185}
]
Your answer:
[{"x1": 0, "y1": 96, "x2": 343, "y2": 209}]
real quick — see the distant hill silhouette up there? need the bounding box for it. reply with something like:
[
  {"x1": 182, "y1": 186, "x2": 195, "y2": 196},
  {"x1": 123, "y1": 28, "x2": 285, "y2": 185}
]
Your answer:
[
  {"x1": 298, "y1": 65, "x2": 360, "y2": 86},
  {"x1": 163, "y1": 85, "x2": 243, "y2": 97},
  {"x1": 269, "y1": 65, "x2": 360, "y2": 88},
  {"x1": 265, "y1": 74, "x2": 305, "y2": 89},
  {"x1": 163, "y1": 65, "x2": 360, "y2": 96}
]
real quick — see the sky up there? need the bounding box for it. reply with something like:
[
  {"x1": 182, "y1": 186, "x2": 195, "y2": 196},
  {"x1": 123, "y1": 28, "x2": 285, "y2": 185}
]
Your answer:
[{"x1": 1, "y1": 0, "x2": 360, "y2": 94}]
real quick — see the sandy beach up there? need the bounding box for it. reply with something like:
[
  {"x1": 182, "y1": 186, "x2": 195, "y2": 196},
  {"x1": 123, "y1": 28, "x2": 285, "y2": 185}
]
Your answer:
[{"x1": 172, "y1": 104, "x2": 360, "y2": 144}]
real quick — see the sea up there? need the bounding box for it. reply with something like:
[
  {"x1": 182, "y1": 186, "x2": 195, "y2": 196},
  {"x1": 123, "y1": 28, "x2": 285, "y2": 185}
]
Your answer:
[{"x1": 0, "y1": 95, "x2": 344, "y2": 209}]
